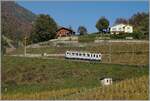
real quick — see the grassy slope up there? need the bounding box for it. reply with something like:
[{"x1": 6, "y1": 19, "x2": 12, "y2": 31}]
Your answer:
[
  {"x1": 78, "y1": 34, "x2": 96, "y2": 42},
  {"x1": 1, "y1": 56, "x2": 148, "y2": 100},
  {"x1": 9, "y1": 42, "x2": 149, "y2": 54},
  {"x1": 8, "y1": 42, "x2": 149, "y2": 65},
  {"x1": 65, "y1": 75, "x2": 149, "y2": 100},
  {"x1": 2, "y1": 75, "x2": 149, "y2": 100}
]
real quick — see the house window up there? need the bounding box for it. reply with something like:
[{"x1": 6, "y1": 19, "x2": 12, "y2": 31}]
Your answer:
[{"x1": 112, "y1": 28, "x2": 116, "y2": 30}]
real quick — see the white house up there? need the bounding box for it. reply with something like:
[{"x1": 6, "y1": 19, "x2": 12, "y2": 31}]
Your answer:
[
  {"x1": 110, "y1": 24, "x2": 133, "y2": 34},
  {"x1": 100, "y1": 77, "x2": 113, "y2": 86}
]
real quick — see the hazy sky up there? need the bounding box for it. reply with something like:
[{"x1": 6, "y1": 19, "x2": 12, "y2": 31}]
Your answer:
[{"x1": 17, "y1": 1, "x2": 149, "y2": 33}]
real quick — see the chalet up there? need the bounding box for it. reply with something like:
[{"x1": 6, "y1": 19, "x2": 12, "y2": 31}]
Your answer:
[
  {"x1": 56, "y1": 27, "x2": 75, "y2": 37},
  {"x1": 110, "y1": 24, "x2": 133, "y2": 34}
]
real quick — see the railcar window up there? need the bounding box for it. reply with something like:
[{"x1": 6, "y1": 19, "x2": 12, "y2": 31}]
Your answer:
[
  {"x1": 87, "y1": 54, "x2": 90, "y2": 57},
  {"x1": 72, "y1": 53, "x2": 75, "y2": 55},
  {"x1": 76, "y1": 53, "x2": 78, "y2": 56},
  {"x1": 96, "y1": 55, "x2": 98, "y2": 58},
  {"x1": 79, "y1": 53, "x2": 81, "y2": 56},
  {"x1": 93, "y1": 54, "x2": 95, "y2": 57},
  {"x1": 83, "y1": 53, "x2": 85, "y2": 56}
]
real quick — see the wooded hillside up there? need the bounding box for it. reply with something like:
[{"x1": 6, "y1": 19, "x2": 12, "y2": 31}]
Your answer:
[{"x1": 1, "y1": 1, "x2": 36, "y2": 42}]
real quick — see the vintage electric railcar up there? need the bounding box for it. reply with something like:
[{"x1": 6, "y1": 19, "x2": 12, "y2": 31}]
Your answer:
[{"x1": 65, "y1": 51, "x2": 102, "y2": 61}]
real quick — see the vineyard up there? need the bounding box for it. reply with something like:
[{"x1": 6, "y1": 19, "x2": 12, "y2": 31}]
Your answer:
[
  {"x1": 7, "y1": 42, "x2": 149, "y2": 65},
  {"x1": 2, "y1": 41, "x2": 149, "y2": 100},
  {"x1": 1, "y1": 56, "x2": 149, "y2": 100},
  {"x1": 2, "y1": 75, "x2": 148, "y2": 100},
  {"x1": 65, "y1": 75, "x2": 149, "y2": 100},
  {"x1": 8, "y1": 42, "x2": 148, "y2": 54}
]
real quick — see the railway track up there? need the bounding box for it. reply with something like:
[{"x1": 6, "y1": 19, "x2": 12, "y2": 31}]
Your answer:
[
  {"x1": 5, "y1": 52, "x2": 148, "y2": 66},
  {"x1": 6, "y1": 54, "x2": 101, "y2": 63}
]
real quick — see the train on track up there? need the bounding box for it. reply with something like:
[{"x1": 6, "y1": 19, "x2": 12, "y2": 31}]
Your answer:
[{"x1": 65, "y1": 51, "x2": 102, "y2": 61}]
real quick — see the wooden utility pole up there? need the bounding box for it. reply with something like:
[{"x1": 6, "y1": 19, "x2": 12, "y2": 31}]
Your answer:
[
  {"x1": 109, "y1": 37, "x2": 111, "y2": 63},
  {"x1": 24, "y1": 35, "x2": 27, "y2": 56}
]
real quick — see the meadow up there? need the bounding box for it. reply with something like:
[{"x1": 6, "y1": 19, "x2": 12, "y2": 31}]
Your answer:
[{"x1": 1, "y1": 56, "x2": 149, "y2": 100}]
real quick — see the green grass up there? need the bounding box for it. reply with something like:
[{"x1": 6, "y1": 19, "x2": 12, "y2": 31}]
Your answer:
[
  {"x1": 2, "y1": 56, "x2": 148, "y2": 96},
  {"x1": 78, "y1": 34, "x2": 97, "y2": 43}
]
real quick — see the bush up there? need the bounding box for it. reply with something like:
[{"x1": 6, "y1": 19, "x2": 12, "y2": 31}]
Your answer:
[
  {"x1": 110, "y1": 32, "x2": 146, "y2": 40},
  {"x1": 110, "y1": 33, "x2": 131, "y2": 39},
  {"x1": 131, "y1": 32, "x2": 145, "y2": 39}
]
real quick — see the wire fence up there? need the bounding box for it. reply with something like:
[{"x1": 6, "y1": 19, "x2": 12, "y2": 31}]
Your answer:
[{"x1": 100, "y1": 40, "x2": 149, "y2": 65}]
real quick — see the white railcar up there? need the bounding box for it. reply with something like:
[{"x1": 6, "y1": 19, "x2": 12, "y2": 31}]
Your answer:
[{"x1": 65, "y1": 51, "x2": 102, "y2": 61}]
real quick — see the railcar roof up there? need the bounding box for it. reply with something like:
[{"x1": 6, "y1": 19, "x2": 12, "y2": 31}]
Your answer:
[{"x1": 66, "y1": 51, "x2": 101, "y2": 54}]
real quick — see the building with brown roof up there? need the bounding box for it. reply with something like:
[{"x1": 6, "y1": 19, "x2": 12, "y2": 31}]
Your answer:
[{"x1": 56, "y1": 27, "x2": 75, "y2": 37}]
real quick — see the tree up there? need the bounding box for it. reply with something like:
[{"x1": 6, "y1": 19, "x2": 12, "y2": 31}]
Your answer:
[
  {"x1": 78, "y1": 26, "x2": 88, "y2": 35},
  {"x1": 68, "y1": 25, "x2": 75, "y2": 35},
  {"x1": 114, "y1": 18, "x2": 128, "y2": 25},
  {"x1": 95, "y1": 16, "x2": 109, "y2": 33},
  {"x1": 30, "y1": 14, "x2": 58, "y2": 43},
  {"x1": 129, "y1": 12, "x2": 149, "y2": 35}
]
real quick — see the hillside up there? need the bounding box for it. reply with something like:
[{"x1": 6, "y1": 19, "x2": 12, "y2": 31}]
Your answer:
[
  {"x1": 1, "y1": 56, "x2": 148, "y2": 99},
  {"x1": 65, "y1": 75, "x2": 148, "y2": 100},
  {"x1": 1, "y1": 1, "x2": 36, "y2": 42},
  {"x1": 8, "y1": 41, "x2": 149, "y2": 65},
  {"x1": 2, "y1": 76, "x2": 148, "y2": 100}
]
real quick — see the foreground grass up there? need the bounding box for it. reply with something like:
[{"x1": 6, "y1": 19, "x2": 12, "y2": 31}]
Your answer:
[
  {"x1": 65, "y1": 75, "x2": 149, "y2": 100},
  {"x1": 1, "y1": 56, "x2": 149, "y2": 100},
  {"x1": 2, "y1": 88, "x2": 83, "y2": 100},
  {"x1": 2, "y1": 76, "x2": 148, "y2": 100}
]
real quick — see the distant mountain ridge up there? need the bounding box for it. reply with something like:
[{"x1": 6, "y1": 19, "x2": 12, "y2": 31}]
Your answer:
[{"x1": 1, "y1": 1, "x2": 36, "y2": 42}]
